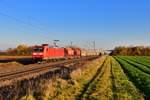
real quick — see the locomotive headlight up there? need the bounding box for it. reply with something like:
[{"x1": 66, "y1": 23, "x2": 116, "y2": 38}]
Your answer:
[
  {"x1": 33, "y1": 52, "x2": 43, "y2": 55},
  {"x1": 33, "y1": 53, "x2": 37, "y2": 55}
]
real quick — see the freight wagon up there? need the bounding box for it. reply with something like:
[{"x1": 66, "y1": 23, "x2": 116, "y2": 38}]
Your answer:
[{"x1": 81, "y1": 49, "x2": 99, "y2": 57}]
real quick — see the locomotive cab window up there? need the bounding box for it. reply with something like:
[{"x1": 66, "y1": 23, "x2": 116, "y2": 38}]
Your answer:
[{"x1": 34, "y1": 47, "x2": 43, "y2": 52}]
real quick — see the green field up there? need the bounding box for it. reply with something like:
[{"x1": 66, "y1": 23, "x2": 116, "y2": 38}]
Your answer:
[{"x1": 114, "y1": 56, "x2": 150, "y2": 99}]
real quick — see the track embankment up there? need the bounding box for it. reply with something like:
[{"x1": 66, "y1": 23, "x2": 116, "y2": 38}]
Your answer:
[{"x1": 0, "y1": 56, "x2": 99, "y2": 100}]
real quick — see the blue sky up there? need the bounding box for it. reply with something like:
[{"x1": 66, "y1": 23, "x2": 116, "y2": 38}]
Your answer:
[{"x1": 0, "y1": 0, "x2": 149, "y2": 50}]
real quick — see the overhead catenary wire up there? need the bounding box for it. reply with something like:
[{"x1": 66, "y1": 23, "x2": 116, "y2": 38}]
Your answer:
[
  {"x1": 0, "y1": 1, "x2": 80, "y2": 47},
  {"x1": 27, "y1": 16, "x2": 48, "y2": 29},
  {"x1": 0, "y1": 12, "x2": 45, "y2": 31},
  {"x1": 0, "y1": 4, "x2": 85, "y2": 48},
  {"x1": 0, "y1": 1, "x2": 76, "y2": 48},
  {"x1": 0, "y1": 11, "x2": 55, "y2": 44}
]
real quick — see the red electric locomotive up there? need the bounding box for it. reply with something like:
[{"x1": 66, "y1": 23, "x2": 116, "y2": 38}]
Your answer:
[{"x1": 32, "y1": 44, "x2": 65, "y2": 60}]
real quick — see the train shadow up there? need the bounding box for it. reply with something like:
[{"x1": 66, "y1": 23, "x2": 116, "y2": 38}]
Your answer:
[{"x1": 0, "y1": 58, "x2": 36, "y2": 65}]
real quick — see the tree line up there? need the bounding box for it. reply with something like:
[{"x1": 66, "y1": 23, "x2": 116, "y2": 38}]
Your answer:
[
  {"x1": 0, "y1": 44, "x2": 32, "y2": 56},
  {"x1": 110, "y1": 46, "x2": 150, "y2": 56}
]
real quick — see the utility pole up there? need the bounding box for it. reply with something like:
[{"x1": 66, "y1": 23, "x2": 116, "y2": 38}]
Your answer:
[
  {"x1": 53, "y1": 40, "x2": 60, "y2": 47},
  {"x1": 70, "y1": 41, "x2": 73, "y2": 47},
  {"x1": 92, "y1": 41, "x2": 96, "y2": 52}
]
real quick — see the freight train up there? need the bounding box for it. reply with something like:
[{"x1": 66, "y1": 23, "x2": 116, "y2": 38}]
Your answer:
[{"x1": 32, "y1": 44, "x2": 99, "y2": 61}]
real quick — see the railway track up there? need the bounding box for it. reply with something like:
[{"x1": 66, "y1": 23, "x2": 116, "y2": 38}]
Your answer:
[{"x1": 0, "y1": 56, "x2": 98, "y2": 83}]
